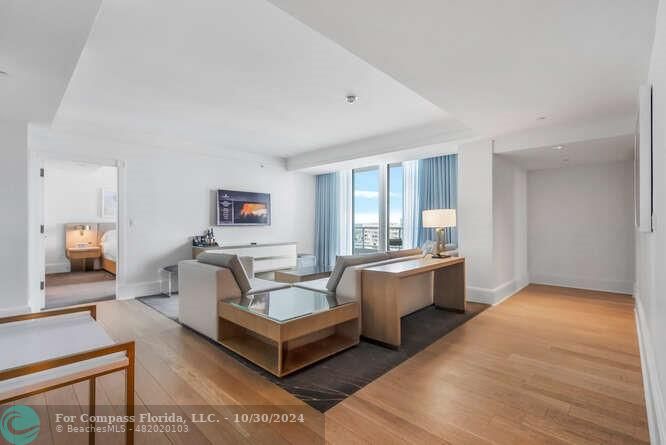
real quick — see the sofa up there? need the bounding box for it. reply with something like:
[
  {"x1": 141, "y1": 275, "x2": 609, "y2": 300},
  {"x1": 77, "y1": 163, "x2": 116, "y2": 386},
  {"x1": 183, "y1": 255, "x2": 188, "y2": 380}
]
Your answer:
[
  {"x1": 294, "y1": 248, "x2": 435, "y2": 318},
  {"x1": 179, "y1": 252, "x2": 289, "y2": 340},
  {"x1": 179, "y1": 247, "x2": 455, "y2": 342}
]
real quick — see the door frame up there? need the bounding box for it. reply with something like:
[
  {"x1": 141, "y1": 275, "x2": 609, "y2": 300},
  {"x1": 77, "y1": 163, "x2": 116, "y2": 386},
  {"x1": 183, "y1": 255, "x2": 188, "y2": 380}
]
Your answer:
[{"x1": 28, "y1": 150, "x2": 127, "y2": 311}]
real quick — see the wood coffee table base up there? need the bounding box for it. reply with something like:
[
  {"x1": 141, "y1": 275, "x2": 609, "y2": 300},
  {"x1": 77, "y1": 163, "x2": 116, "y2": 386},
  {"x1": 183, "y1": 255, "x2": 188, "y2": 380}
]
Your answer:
[{"x1": 218, "y1": 302, "x2": 359, "y2": 377}]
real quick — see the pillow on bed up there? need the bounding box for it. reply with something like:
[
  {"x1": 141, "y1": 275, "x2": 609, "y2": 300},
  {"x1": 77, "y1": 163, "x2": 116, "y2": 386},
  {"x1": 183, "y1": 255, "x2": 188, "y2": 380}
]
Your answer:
[{"x1": 101, "y1": 229, "x2": 117, "y2": 244}]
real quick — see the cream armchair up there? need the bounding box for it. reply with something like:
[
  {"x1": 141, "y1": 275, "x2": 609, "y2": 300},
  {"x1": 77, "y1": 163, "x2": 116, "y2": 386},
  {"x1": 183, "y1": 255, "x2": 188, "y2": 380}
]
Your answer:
[{"x1": 178, "y1": 253, "x2": 288, "y2": 341}]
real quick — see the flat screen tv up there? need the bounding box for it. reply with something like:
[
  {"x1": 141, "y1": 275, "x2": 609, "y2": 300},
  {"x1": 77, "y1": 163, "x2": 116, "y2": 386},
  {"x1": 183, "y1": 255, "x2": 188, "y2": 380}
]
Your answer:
[{"x1": 216, "y1": 189, "x2": 271, "y2": 226}]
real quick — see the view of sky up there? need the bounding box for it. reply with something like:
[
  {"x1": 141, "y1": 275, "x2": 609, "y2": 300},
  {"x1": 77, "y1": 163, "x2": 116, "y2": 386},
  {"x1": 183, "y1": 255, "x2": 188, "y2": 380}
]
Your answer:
[{"x1": 353, "y1": 166, "x2": 403, "y2": 225}]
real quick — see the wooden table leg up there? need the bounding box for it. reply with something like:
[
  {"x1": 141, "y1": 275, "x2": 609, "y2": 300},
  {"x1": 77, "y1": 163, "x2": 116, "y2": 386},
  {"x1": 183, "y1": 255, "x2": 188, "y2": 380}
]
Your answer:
[
  {"x1": 433, "y1": 261, "x2": 466, "y2": 312},
  {"x1": 89, "y1": 377, "x2": 96, "y2": 445},
  {"x1": 361, "y1": 273, "x2": 401, "y2": 347},
  {"x1": 126, "y1": 345, "x2": 135, "y2": 445}
]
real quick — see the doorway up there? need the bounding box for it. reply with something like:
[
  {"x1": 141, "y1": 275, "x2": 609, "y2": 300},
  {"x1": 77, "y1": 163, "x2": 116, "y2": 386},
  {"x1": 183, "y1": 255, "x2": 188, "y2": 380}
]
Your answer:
[{"x1": 42, "y1": 160, "x2": 119, "y2": 309}]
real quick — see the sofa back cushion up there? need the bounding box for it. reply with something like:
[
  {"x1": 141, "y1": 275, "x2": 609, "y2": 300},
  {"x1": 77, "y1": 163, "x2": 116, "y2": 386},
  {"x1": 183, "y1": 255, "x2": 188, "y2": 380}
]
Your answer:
[
  {"x1": 326, "y1": 252, "x2": 390, "y2": 291},
  {"x1": 197, "y1": 252, "x2": 252, "y2": 293},
  {"x1": 388, "y1": 248, "x2": 423, "y2": 259},
  {"x1": 335, "y1": 254, "x2": 425, "y2": 299}
]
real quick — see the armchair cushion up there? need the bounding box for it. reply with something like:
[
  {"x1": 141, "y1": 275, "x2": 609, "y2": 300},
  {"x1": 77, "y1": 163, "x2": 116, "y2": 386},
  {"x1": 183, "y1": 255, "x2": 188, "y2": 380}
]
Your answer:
[
  {"x1": 197, "y1": 252, "x2": 252, "y2": 293},
  {"x1": 326, "y1": 252, "x2": 389, "y2": 291}
]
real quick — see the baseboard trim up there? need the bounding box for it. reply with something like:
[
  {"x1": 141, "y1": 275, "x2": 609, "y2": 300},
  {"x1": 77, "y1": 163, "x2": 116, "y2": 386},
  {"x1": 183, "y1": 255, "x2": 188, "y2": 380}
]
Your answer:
[
  {"x1": 0, "y1": 305, "x2": 31, "y2": 316},
  {"x1": 530, "y1": 273, "x2": 633, "y2": 295},
  {"x1": 468, "y1": 279, "x2": 524, "y2": 305},
  {"x1": 45, "y1": 262, "x2": 70, "y2": 274},
  {"x1": 635, "y1": 295, "x2": 665, "y2": 444},
  {"x1": 116, "y1": 281, "x2": 161, "y2": 300}
]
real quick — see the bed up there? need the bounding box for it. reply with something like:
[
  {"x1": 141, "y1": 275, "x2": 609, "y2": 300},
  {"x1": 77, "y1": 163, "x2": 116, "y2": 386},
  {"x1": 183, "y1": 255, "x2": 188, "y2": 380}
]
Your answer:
[{"x1": 99, "y1": 226, "x2": 117, "y2": 274}]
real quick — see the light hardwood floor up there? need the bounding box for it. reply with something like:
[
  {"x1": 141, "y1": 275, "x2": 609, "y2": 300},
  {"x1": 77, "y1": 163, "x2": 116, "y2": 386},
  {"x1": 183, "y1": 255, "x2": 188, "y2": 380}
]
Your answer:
[{"x1": 9, "y1": 284, "x2": 648, "y2": 444}]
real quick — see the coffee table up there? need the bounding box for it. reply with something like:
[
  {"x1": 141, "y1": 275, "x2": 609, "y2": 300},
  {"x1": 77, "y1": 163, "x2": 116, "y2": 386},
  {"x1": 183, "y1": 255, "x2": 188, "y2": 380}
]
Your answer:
[
  {"x1": 218, "y1": 287, "x2": 359, "y2": 377},
  {"x1": 274, "y1": 265, "x2": 332, "y2": 283}
]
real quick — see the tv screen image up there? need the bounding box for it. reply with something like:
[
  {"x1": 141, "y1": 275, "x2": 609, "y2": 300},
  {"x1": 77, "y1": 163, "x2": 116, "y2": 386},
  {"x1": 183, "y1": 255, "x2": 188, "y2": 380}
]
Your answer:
[{"x1": 217, "y1": 190, "x2": 271, "y2": 226}]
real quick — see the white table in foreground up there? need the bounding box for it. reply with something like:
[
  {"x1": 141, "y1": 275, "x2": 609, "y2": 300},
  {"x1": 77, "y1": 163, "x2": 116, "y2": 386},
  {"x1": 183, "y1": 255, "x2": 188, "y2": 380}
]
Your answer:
[{"x1": 0, "y1": 306, "x2": 135, "y2": 445}]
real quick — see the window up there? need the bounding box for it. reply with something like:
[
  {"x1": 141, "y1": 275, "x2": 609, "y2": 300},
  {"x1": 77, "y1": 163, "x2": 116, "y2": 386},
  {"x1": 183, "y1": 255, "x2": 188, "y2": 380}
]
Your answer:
[
  {"x1": 352, "y1": 167, "x2": 381, "y2": 254},
  {"x1": 387, "y1": 164, "x2": 404, "y2": 251}
]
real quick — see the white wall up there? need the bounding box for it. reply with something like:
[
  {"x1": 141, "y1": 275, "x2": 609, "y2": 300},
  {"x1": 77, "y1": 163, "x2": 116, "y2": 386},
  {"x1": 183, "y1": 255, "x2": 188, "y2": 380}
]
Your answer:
[
  {"x1": 493, "y1": 156, "x2": 516, "y2": 286},
  {"x1": 30, "y1": 131, "x2": 315, "y2": 300},
  {"x1": 527, "y1": 161, "x2": 635, "y2": 294},
  {"x1": 458, "y1": 139, "x2": 495, "y2": 298},
  {"x1": 458, "y1": 140, "x2": 528, "y2": 304},
  {"x1": 44, "y1": 162, "x2": 117, "y2": 273},
  {"x1": 0, "y1": 122, "x2": 29, "y2": 314},
  {"x1": 512, "y1": 165, "x2": 528, "y2": 290},
  {"x1": 493, "y1": 155, "x2": 528, "y2": 298},
  {"x1": 636, "y1": 1, "x2": 666, "y2": 442}
]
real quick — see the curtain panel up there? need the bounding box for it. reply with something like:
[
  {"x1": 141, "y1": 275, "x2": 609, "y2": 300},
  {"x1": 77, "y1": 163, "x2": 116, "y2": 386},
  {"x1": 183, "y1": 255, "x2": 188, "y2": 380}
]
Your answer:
[
  {"x1": 416, "y1": 154, "x2": 458, "y2": 247},
  {"x1": 314, "y1": 173, "x2": 339, "y2": 269}
]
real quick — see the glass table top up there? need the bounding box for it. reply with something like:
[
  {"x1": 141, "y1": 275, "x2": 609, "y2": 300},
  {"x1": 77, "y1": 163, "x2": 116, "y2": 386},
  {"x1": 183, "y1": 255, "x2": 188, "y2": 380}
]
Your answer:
[{"x1": 224, "y1": 286, "x2": 346, "y2": 323}]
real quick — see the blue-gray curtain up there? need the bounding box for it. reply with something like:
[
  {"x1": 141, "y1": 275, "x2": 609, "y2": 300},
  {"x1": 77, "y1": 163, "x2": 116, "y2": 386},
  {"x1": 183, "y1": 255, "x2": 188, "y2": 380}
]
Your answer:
[
  {"x1": 314, "y1": 173, "x2": 339, "y2": 269},
  {"x1": 416, "y1": 154, "x2": 458, "y2": 247}
]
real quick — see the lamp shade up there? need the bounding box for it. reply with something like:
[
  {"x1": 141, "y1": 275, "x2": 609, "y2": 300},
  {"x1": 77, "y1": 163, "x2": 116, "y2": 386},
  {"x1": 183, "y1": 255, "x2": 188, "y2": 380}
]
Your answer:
[{"x1": 422, "y1": 209, "x2": 456, "y2": 228}]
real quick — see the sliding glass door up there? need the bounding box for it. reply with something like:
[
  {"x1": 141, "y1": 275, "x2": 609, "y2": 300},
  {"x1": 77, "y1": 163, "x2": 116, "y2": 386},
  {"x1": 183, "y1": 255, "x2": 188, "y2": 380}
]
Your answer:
[
  {"x1": 352, "y1": 167, "x2": 381, "y2": 254},
  {"x1": 387, "y1": 163, "x2": 404, "y2": 251}
]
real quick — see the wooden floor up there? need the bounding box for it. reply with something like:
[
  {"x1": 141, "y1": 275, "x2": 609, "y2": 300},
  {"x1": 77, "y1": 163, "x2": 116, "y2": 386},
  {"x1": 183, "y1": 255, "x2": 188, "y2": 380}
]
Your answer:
[{"x1": 11, "y1": 285, "x2": 648, "y2": 444}]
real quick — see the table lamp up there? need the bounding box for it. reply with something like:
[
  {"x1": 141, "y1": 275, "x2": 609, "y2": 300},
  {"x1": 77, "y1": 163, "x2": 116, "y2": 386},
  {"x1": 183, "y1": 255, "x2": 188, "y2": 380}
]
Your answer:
[
  {"x1": 75, "y1": 224, "x2": 91, "y2": 236},
  {"x1": 422, "y1": 209, "x2": 456, "y2": 258}
]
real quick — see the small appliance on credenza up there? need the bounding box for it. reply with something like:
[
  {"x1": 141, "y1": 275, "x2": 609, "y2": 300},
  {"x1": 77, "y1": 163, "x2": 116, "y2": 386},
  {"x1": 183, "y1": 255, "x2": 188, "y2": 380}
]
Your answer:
[{"x1": 216, "y1": 189, "x2": 271, "y2": 226}]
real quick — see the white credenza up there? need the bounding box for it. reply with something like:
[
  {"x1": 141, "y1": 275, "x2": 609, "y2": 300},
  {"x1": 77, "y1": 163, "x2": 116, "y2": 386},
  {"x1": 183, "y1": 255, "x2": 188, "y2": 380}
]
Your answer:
[{"x1": 192, "y1": 242, "x2": 297, "y2": 273}]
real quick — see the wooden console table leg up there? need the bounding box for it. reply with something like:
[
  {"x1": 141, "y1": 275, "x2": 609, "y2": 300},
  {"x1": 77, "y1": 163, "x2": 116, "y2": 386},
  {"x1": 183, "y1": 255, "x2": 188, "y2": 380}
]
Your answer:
[
  {"x1": 433, "y1": 261, "x2": 466, "y2": 313},
  {"x1": 362, "y1": 273, "x2": 401, "y2": 347},
  {"x1": 89, "y1": 377, "x2": 96, "y2": 445}
]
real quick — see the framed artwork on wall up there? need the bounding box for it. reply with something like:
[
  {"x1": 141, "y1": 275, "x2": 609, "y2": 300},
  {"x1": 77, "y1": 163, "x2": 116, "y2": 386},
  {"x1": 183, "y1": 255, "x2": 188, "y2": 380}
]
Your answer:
[
  {"x1": 635, "y1": 85, "x2": 653, "y2": 233},
  {"x1": 99, "y1": 188, "x2": 118, "y2": 219}
]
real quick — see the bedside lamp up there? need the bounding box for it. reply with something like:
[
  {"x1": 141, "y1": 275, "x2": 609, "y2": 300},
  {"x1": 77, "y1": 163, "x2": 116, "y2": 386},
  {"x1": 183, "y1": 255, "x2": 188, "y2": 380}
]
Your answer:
[
  {"x1": 422, "y1": 209, "x2": 456, "y2": 258},
  {"x1": 75, "y1": 224, "x2": 91, "y2": 236}
]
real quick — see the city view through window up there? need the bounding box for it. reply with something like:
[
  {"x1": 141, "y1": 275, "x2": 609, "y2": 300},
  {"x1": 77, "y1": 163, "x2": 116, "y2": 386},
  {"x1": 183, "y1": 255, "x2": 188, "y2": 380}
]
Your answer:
[{"x1": 352, "y1": 164, "x2": 404, "y2": 254}]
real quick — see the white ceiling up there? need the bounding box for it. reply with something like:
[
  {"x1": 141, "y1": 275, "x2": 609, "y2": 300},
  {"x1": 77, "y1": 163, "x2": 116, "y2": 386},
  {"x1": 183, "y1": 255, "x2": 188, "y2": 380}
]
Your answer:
[
  {"x1": 53, "y1": 0, "x2": 458, "y2": 158},
  {"x1": 3, "y1": 0, "x2": 658, "y2": 167},
  {"x1": 498, "y1": 134, "x2": 634, "y2": 171},
  {"x1": 0, "y1": 0, "x2": 101, "y2": 123},
  {"x1": 269, "y1": 0, "x2": 658, "y2": 137}
]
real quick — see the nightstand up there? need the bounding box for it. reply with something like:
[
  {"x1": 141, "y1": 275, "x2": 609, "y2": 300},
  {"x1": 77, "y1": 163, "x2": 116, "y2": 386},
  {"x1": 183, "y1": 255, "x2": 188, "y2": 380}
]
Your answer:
[{"x1": 67, "y1": 246, "x2": 101, "y2": 272}]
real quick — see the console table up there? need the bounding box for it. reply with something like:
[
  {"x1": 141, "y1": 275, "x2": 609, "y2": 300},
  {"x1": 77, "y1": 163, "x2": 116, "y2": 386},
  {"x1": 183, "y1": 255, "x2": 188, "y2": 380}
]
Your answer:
[
  {"x1": 361, "y1": 256, "x2": 466, "y2": 348},
  {"x1": 193, "y1": 242, "x2": 297, "y2": 273}
]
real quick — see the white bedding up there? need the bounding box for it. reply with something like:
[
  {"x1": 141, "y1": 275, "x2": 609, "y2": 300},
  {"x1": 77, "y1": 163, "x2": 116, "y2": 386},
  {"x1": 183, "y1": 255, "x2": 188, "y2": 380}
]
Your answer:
[{"x1": 101, "y1": 229, "x2": 117, "y2": 261}]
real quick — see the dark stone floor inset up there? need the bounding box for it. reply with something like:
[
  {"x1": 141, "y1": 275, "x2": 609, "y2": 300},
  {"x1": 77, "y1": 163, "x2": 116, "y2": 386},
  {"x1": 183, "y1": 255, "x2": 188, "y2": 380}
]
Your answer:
[{"x1": 137, "y1": 294, "x2": 487, "y2": 412}]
